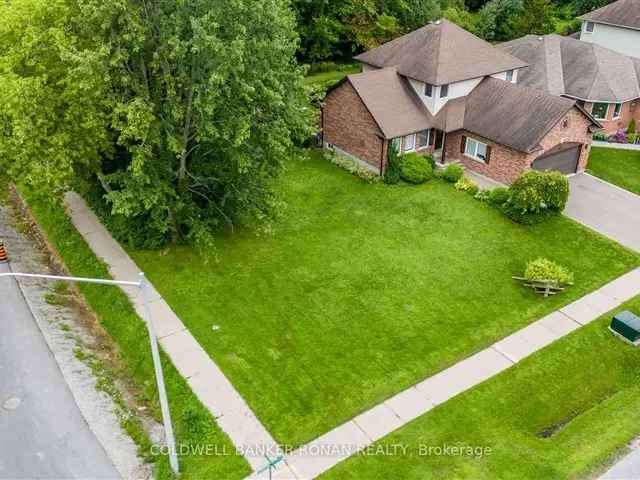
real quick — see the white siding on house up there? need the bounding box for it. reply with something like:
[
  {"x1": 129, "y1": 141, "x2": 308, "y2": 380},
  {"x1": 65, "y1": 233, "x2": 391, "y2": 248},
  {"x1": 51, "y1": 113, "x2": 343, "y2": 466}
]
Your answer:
[
  {"x1": 407, "y1": 70, "x2": 517, "y2": 114},
  {"x1": 580, "y1": 21, "x2": 640, "y2": 59}
]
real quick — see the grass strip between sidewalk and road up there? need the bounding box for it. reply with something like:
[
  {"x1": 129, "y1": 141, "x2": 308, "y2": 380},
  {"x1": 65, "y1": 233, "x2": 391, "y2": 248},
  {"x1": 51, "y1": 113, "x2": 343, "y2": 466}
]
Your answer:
[{"x1": 15, "y1": 185, "x2": 251, "y2": 480}]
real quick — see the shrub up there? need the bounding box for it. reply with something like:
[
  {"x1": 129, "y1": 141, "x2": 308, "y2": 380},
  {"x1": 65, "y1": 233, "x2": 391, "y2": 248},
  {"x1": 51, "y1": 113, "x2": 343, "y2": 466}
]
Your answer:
[
  {"x1": 443, "y1": 163, "x2": 464, "y2": 183},
  {"x1": 524, "y1": 258, "x2": 574, "y2": 286},
  {"x1": 326, "y1": 150, "x2": 380, "y2": 184},
  {"x1": 474, "y1": 189, "x2": 491, "y2": 202},
  {"x1": 454, "y1": 176, "x2": 479, "y2": 195},
  {"x1": 592, "y1": 132, "x2": 608, "y2": 141},
  {"x1": 488, "y1": 187, "x2": 510, "y2": 206},
  {"x1": 627, "y1": 118, "x2": 637, "y2": 134},
  {"x1": 613, "y1": 129, "x2": 627, "y2": 143},
  {"x1": 424, "y1": 154, "x2": 436, "y2": 170},
  {"x1": 399, "y1": 152, "x2": 433, "y2": 184},
  {"x1": 384, "y1": 142, "x2": 401, "y2": 184},
  {"x1": 508, "y1": 170, "x2": 569, "y2": 215}
]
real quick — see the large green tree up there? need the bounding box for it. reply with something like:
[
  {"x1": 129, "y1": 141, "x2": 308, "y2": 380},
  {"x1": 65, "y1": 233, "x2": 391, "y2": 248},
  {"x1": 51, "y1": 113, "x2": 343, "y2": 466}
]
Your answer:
[{"x1": 0, "y1": 0, "x2": 313, "y2": 247}]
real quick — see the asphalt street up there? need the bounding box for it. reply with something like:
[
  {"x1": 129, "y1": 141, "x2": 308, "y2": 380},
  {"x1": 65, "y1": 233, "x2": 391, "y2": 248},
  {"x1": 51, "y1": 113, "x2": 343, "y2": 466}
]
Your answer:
[{"x1": 0, "y1": 262, "x2": 120, "y2": 479}]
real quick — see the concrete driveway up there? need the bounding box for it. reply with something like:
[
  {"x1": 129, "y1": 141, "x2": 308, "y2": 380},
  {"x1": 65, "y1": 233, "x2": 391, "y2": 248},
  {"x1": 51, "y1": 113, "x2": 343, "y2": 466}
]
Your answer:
[
  {"x1": 565, "y1": 173, "x2": 640, "y2": 252},
  {"x1": 0, "y1": 262, "x2": 120, "y2": 479}
]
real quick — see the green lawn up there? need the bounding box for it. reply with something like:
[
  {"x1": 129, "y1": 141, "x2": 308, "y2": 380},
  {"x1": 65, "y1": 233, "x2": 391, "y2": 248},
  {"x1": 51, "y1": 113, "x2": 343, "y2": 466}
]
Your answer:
[
  {"x1": 321, "y1": 297, "x2": 640, "y2": 480},
  {"x1": 587, "y1": 146, "x2": 640, "y2": 195},
  {"x1": 130, "y1": 151, "x2": 639, "y2": 447},
  {"x1": 303, "y1": 64, "x2": 359, "y2": 89}
]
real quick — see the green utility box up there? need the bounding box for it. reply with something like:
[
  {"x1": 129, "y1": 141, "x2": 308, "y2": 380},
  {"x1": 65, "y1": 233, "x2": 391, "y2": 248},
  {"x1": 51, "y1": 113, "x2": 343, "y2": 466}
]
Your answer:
[{"x1": 610, "y1": 310, "x2": 640, "y2": 345}]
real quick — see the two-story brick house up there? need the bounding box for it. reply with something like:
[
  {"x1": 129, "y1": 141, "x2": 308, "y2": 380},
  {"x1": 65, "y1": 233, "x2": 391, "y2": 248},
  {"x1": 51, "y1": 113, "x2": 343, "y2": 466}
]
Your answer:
[{"x1": 322, "y1": 19, "x2": 601, "y2": 184}]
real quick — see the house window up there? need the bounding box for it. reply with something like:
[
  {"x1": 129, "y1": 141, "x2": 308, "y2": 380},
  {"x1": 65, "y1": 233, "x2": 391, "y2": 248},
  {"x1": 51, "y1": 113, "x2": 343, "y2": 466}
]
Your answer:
[
  {"x1": 505, "y1": 69, "x2": 514, "y2": 82},
  {"x1": 440, "y1": 84, "x2": 449, "y2": 98},
  {"x1": 403, "y1": 133, "x2": 416, "y2": 152},
  {"x1": 464, "y1": 137, "x2": 488, "y2": 162},
  {"x1": 613, "y1": 103, "x2": 622, "y2": 119},
  {"x1": 417, "y1": 130, "x2": 430, "y2": 149},
  {"x1": 424, "y1": 83, "x2": 433, "y2": 97},
  {"x1": 585, "y1": 21, "x2": 595, "y2": 33},
  {"x1": 591, "y1": 102, "x2": 609, "y2": 120}
]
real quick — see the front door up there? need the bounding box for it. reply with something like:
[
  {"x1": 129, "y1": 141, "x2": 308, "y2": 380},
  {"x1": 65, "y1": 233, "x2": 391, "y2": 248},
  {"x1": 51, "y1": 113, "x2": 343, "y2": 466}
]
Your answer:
[{"x1": 432, "y1": 129, "x2": 445, "y2": 163}]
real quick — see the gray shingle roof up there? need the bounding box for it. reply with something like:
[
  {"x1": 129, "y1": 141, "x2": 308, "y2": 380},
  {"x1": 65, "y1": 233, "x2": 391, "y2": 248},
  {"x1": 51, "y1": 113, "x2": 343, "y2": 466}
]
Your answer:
[
  {"x1": 354, "y1": 19, "x2": 527, "y2": 85},
  {"x1": 462, "y1": 78, "x2": 583, "y2": 152},
  {"x1": 579, "y1": 0, "x2": 640, "y2": 30},
  {"x1": 347, "y1": 67, "x2": 436, "y2": 139},
  {"x1": 499, "y1": 34, "x2": 640, "y2": 102},
  {"x1": 342, "y1": 70, "x2": 598, "y2": 151}
]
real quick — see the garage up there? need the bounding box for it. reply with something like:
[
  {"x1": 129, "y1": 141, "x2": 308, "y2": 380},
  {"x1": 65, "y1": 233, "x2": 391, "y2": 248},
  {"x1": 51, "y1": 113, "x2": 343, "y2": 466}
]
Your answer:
[{"x1": 532, "y1": 142, "x2": 582, "y2": 174}]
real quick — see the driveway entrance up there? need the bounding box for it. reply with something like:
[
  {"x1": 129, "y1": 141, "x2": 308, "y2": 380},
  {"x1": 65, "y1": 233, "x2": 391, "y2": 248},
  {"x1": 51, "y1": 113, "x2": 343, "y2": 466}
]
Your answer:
[{"x1": 565, "y1": 173, "x2": 640, "y2": 252}]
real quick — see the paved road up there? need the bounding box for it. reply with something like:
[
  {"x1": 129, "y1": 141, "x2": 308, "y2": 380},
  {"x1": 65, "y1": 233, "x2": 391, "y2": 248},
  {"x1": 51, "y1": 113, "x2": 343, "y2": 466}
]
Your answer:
[
  {"x1": 601, "y1": 441, "x2": 640, "y2": 480},
  {"x1": 565, "y1": 173, "x2": 640, "y2": 252},
  {"x1": 0, "y1": 262, "x2": 119, "y2": 479}
]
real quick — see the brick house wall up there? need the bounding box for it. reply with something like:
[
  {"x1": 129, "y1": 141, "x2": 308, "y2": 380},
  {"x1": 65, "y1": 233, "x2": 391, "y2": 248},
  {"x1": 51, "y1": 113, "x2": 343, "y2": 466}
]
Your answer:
[
  {"x1": 444, "y1": 107, "x2": 593, "y2": 184},
  {"x1": 322, "y1": 81, "x2": 386, "y2": 172},
  {"x1": 583, "y1": 99, "x2": 640, "y2": 134}
]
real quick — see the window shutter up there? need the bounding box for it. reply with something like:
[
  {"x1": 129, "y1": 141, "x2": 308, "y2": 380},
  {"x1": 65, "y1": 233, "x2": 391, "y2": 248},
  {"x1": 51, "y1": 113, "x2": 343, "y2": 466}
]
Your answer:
[
  {"x1": 460, "y1": 135, "x2": 466, "y2": 154},
  {"x1": 485, "y1": 145, "x2": 492, "y2": 163}
]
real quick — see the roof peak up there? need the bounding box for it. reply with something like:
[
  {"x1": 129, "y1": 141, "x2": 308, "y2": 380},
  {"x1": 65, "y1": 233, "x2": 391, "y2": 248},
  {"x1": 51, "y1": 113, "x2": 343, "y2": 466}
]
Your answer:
[{"x1": 354, "y1": 20, "x2": 527, "y2": 85}]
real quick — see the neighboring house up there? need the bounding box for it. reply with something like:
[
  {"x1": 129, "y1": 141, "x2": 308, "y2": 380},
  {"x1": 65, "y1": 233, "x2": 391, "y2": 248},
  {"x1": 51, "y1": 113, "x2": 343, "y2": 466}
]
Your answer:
[
  {"x1": 322, "y1": 19, "x2": 601, "y2": 184},
  {"x1": 578, "y1": 0, "x2": 640, "y2": 59},
  {"x1": 499, "y1": 34, "x2": 640, "y2": 134}
]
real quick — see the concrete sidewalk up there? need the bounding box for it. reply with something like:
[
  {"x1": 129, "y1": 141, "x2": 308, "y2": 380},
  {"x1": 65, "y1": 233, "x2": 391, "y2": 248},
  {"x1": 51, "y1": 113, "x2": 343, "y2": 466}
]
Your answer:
[
  {"x1": 255, "y1": 267, "x2": 640, "y2": 480},
  {"x1": 63, "y1": 193, "x2": 285, "y2": 475}
]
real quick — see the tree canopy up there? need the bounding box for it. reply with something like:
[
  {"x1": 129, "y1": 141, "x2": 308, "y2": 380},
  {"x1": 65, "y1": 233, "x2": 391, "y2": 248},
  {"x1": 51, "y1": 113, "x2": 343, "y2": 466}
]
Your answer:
[{"x1": 0, "y1": 0, "x2": 313, "y2": 248}]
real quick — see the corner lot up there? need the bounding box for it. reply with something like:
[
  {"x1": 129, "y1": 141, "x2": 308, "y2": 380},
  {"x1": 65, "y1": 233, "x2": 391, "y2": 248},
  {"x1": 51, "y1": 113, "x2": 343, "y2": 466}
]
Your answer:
[{"x1": 129, "y1": 151, "x2": 639, "y2": 446}]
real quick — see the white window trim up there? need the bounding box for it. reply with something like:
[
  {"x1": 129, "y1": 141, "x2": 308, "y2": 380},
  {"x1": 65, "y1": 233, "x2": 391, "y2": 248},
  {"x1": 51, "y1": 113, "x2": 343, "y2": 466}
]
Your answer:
[
  {"x1": 463, "y1": 137, "x2": 488, "y2": 163},
  {"x1": 591, "y1": 102, "x2": 609, "y2": 120},
  {"x1": 402, "y1": 133, "x2": 416, "y2": 152},
  {"x1": 584, "y1": 21, "x2": 595, "y2": 33},
  {"x1": 613, "y1": 103, "x2": 622, "y2": 119},
  {"x1": 417, "y1": 129, "x2": 430, "y2": 150}
]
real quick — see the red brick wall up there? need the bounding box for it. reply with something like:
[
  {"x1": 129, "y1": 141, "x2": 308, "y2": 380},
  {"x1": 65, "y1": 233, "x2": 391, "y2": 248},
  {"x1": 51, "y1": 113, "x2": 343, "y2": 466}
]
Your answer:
[
  {"x1": 322, "y1": 81, "x2": 385, "y2": 172},
  {"x1": 583, "y1": 99, "x2": 640, "y2": 134},
  {"x1": 444, "y1": 107, "x2": 594, "y2": 184}
]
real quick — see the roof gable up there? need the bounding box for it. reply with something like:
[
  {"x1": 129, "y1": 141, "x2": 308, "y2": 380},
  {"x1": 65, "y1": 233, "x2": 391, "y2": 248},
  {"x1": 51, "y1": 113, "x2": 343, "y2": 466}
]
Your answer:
[
  {"x1": 354, "y1": 19, "x2": 526, "y2": 85},
  {"x1": 346, "y1": 67, "x2": 435, "y2": 139},
  {"x1": 579, "y1": 0, "x2": 640, "y2": 30}
]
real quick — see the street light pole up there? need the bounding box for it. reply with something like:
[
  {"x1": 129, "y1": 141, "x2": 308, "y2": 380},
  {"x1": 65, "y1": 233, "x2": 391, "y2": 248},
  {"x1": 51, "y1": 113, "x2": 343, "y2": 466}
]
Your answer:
[
  {"x1": 139, "y1": 273, "x2": 179, "y2": 474},
  {"x1": 0, "y1": 270, "x2": 180, "y2": 474}
]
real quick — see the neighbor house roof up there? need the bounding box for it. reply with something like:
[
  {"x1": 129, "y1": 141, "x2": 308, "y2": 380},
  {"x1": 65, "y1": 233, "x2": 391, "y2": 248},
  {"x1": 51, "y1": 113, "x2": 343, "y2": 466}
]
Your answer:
[
  {"x1": 340, "y1": 69, "x2": 599, "y2": 151},
  {"x1": 354, "y1": 19, "x2": 527, "y2": 85},
  {"x1": 499, "y1": 34, "x2": 640, "y2": 102},
  {"x1": 578, "y1": 0, "x2": 640, "y2": 31}
]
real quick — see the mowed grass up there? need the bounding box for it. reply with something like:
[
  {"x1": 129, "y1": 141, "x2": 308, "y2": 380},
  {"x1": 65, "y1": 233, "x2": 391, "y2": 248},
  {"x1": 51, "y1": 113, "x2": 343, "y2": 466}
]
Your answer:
[
  {"x1": 303, "y1": 64, "x2": 359, "y2": 89},
  {"x1": 130, "y1": 151, "x2": 640, "y2": 446},
  {"x1": 587, "y1": 146, "x2": 640, "y2": 195},
  {"x1": 321, "y1": 297, "x2": 640, "y2": 480}
]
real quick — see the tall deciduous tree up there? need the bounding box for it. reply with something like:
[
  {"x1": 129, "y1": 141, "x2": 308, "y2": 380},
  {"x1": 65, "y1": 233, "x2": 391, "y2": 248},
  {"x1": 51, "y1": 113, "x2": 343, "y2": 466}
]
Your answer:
[{"x1": 0, "y1": 0, "x2": 313, "y2": 247}]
